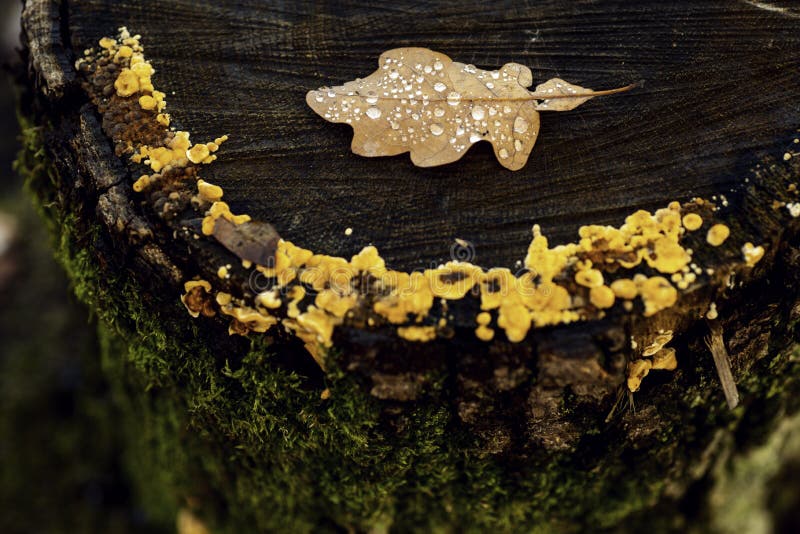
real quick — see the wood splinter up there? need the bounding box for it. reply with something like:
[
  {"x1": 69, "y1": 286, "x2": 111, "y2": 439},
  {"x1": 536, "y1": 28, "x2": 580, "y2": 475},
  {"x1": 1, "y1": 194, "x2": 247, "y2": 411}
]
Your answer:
[{"x1": 705, "y1": 320, "x2": 739, "y2": 409}]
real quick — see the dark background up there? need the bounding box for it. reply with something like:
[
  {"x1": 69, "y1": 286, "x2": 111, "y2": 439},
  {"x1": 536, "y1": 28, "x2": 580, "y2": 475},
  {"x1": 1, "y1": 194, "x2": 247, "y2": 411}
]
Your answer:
[{"x1": 0, "y1": 1, "x2": 161, "y2": 531}]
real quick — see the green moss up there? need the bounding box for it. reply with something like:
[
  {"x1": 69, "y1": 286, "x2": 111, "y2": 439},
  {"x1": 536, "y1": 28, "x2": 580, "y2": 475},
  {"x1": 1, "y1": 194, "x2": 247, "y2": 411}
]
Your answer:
[{"x1": 16, "y1": 107, "x2": 800, "y2": 533}]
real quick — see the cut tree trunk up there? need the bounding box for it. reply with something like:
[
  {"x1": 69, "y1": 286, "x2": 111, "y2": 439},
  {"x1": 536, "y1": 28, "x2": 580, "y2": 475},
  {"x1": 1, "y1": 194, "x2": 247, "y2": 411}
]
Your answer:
[{"x1": 19, "y1": 0, "x2": 800, "y2": 532}]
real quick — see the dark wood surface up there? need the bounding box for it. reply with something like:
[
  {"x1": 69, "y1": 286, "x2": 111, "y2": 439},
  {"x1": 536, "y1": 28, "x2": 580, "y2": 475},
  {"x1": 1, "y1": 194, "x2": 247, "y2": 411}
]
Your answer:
[{"x1": 64, "y1": 0, "x2": 800, "y2": 271}]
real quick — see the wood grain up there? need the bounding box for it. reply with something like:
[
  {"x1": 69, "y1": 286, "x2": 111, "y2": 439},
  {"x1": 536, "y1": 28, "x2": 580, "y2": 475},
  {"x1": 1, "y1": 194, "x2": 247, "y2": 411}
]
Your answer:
[{"x1": 63, "y1": 0, "x2": 800, "y2": 271}]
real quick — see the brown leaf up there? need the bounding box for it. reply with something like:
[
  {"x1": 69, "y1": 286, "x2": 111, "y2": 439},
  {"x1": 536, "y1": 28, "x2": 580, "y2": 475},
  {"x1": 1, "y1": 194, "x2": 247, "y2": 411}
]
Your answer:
[
  {"x1": 212, "y1": 218, "x2": 279, "y2": 266},
  {"x1": 533, "y1": 78, "x2": 593, "y2": 111},
  {"x1": 307, "y1": 48, "x2": 634, "y2": 171}
]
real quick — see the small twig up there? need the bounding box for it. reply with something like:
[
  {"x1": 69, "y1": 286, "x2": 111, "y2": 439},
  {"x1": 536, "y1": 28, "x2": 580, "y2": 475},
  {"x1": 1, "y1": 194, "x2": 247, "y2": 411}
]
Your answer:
[
  {"x1": 705, "y1": 320, "x2": 739, "y2": 409},
  {"x1": 605, "y1": 386, "x2": 627, "y2": 423}
]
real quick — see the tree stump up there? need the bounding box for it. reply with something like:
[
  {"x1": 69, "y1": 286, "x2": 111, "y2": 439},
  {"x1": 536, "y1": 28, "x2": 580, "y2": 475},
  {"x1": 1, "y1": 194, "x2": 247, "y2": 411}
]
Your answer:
[{"x1": 19, "y1": 0, "x2": 800, "y2": 531}]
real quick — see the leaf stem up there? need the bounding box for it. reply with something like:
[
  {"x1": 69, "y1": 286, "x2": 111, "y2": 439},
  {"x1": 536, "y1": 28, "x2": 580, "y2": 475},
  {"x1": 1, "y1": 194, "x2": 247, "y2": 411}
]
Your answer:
[
  {"x1": 528, "y1": 82, "x2": 638, "y2": 100},
  {"x1": 348, "y1": 82, "x2": 637, "y2": 102}
]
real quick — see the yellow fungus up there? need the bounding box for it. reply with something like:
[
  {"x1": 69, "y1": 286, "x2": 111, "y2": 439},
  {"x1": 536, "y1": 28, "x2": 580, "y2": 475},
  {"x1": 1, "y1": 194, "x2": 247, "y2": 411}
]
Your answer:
[
  {"x1": 627, "y1": 359, "x2": 652, "y2": 392},
  {"x1": 138, "y1": 94, "x2": 156, "y2": 110},
  {"x1": 170, "y1": 131, "x2": 191, "y2": 152},
  {"x1": 315, "y1": 289, "x2": 358, "y2": 318},
  {"x1": 255, "y1": 289, "x2": 282, "y2": 310},
  {"x1": 374, "y1": 271, "x2": 434, "y2": 323},
  {"x1": 217, "y1": 265, "x2": 229, "y2": 279},
  {"x1": 180, "y1": 280, "x2": 216, "y2": 318},
  {"x1": 295, "y1": 306, "x2": 340, "y2": 348},
  {"x1": 649, "y1": 237, "x2": 690, "y2": 274},
  {"x1": 187, "y1": 143, "x2": 211, "y2": 164},
  {"x1": 256, "y1": 249, "x2": 292, "y2": 282},
  {"x1": 524, "y1": 229, "x2": 571, "y2": 283},
  {"x1": 638, "y1": 276, "x2": 678, "y2": 317},
  {"x1": 476, "y1": 311, "x2": 492, "y2": 325},
  {"x1": 497, "y1": 301, "x2": 531, "y2": 343},
  {"x1": 130, "y1": 61, "x2": 154, "y2": 78},
  {"x1": 589, "y1": 285, "x2": 615, "y2": 309},
  {"x1": 398, "y1": 325, "x2": 437, "y2": 342},
  {"x1": 475, "y1": 325, "x2": 495, "y2": 341},
  {"x1": 224, "y1": 305, "x2": 278, "y2": 334},
  {"x1": 115, "y1": 45, "x2": 133, "y2": 59},
  {"x1": 184, "y1": 280, "x2": 211, "y2": 293},
  {"x1": 214, "y1": 291, "x2": 279, "y2": 335},
  {"x1": 651, "y1": 347, "x2": 678, "y2": 371},
  {"x1": 642, "y1": 331, "x2": 673, "y2": 356},
  {"x1": 301, "y1": 255, "x2": 353, "y2": 292},
  {"x1": 132, "y1": 175, "x2": 150, "y2": 192},
  {"x1": 479, "y1": 269, "x2": 514, "y2": 310},
  {"x1": 575, "y1": 268, "x2": 604, "y2": 288},
  {"x1": 114, "y1": 68, "x2": 140, "y2": 97},
  {"x1": 197, "y1": 179, "x2": 224, "y2": 202},
  {"x1": 742, "y1": 242, "x2": 765, "y2": 266},
  {"x1": 425, "y1": 263, "x2": 481, "y2": 299},
  {"x1": 610, "y1": 279, "x2": 637, "y2": 300},
  {"x1": 99, "y1": 37, "x2": 116, "y2": 49},
  {"x1": 682, "y1": 213, "x2": 703, "y2": 231},
  {"x1": 657, "y1": 209, "x2": 682, "y2": 236},
  {"x1": 286, "y1": 286, "x2": 306, "y2": 319},
  {"x1": 706, "y1": 224, "x2": 730, "y2": 247},
  {"x1": 281, "y1": 240, "x2": 314, "y2": 268},
  {"x1": 350, "y1": 246, "x2": 386, "y2": 277},
  {"x1": 156, "y1": 113, "x2": 170, "y2": 126}
]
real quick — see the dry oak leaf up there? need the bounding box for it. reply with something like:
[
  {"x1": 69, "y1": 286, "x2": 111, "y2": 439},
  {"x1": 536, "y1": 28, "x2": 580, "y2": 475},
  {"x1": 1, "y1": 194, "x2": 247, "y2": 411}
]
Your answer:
[{"x1": 307, "y1": 47, "x2": 634, "y2": 171}]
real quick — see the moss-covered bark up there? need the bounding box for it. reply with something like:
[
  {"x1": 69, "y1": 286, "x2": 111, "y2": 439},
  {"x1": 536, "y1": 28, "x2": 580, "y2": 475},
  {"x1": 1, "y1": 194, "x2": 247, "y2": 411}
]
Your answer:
[{"x1": 15, "y1": 97, "x2": 800, "y2": 533}]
